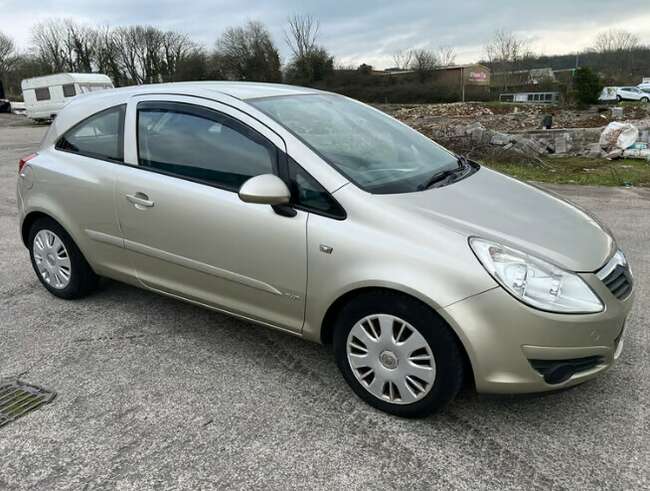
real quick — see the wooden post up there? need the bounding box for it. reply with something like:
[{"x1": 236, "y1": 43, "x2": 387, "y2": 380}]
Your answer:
[{"x1": 461, "y1": 67, "x2": 465, "y2": 102}]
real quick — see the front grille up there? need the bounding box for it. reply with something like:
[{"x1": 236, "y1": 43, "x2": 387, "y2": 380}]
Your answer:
[
  {"x1": 600, "y1": 264, "x2": 633, "y2": 300},
  {"x1": 597, "y1": 251, "x2": 633, "y2": 300}
]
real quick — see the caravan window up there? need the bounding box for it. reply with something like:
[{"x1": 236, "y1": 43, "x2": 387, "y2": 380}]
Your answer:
[
  {"x1": 35, "y1": 87, "x2": 51, "y2": 101},
  {"x1": 62, "y1": 84, "x2": 76, "y2": 98}
]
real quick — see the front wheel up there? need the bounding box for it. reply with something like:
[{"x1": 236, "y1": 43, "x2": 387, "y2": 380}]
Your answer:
[
  {"x1": 641, "y1": 97, "x2": 649, "y2": 103},
  {"x1": 334, "y1": 291, "x2": 464, "y2": 418}
]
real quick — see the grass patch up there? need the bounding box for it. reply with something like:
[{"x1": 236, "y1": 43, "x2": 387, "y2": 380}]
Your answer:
[{"x1": 482, "y1": 156, "x2": 650, "y2": 187}]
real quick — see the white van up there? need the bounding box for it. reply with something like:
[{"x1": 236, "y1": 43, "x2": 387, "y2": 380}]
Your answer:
[{"x1": 21, "y1": 73, "x2": 114, "y2": 121}]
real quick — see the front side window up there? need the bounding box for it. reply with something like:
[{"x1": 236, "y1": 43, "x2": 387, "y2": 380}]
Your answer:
[
  {"x1": 251, "y1": 94, "x2": 462, "y2": 194},
  {"x1": 35, "y1": 87, "x2": 50, "y2": 101},
  {"x1": 137, "y1": 102, "x2": 276, "y2": 190},
  {"x1": 62, "y1": 84, "x2": 76, "y2": 97},
  {"x1": 56, "y1": 105, "x2": 125, "y2": 162}
]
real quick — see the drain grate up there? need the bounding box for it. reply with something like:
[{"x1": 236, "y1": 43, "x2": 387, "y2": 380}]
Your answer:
[{"x1": 0, "y1": 380, "x2": 56, "y2": 428}]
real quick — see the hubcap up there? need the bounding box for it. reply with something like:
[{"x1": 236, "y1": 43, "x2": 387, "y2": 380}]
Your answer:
[
  {"x1": 346, "y1": 314, "x2": 436, "y2": 405},
  {"x1": 33, "y1": 229, "x2": 71, "y2": 289}
]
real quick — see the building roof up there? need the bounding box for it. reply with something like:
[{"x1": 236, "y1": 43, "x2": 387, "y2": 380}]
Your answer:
[{"x1": 375, "y1": 63, "x2": 489, "y2": 76}]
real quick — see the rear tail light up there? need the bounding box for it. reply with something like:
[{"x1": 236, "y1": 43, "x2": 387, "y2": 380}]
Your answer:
[{"x1": 18, "y1": 153, "x2": 37, "y2": 174}]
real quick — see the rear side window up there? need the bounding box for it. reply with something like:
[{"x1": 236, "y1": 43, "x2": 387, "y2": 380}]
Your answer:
[
  {"x1": 62, "y1": 84, "x2": 76, "y2": 98},
  {"x1": 137, "y1": 101, "x2": 276, "y2": 191},
  {"x1": 35, "y1": 87, "x2": 50, "y2": 101},
  {"x1": 56, "y1": 105, "x2": 126, "y2": 162},
  {"x1": 287, "y1": 158, "x2": 346, "y2": 219}
]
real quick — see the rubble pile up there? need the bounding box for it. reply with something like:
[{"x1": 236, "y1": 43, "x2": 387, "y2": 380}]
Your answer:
[{"x1": 381, "y1": 102, "x2": 650, "y2": 161}]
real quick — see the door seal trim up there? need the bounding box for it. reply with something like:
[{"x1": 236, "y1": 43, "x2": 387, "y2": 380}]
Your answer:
[
  {"x1": 124, "y1": 239, "x2": 283, "y2": 296},
  {"x1": 85, "y1": 229, "x2": 125, "y2": 248}
]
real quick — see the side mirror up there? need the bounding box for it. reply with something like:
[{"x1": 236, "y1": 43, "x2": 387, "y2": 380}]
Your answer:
[{"x1": 238, "y1": 174, "x2": 291, "y2": 206}]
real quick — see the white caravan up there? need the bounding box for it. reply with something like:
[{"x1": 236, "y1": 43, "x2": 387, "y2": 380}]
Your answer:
[{"x1": 21, "y1": 73, "x2": 114, "y2": 121}]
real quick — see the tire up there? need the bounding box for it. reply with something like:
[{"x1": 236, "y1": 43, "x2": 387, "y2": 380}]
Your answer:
[
  {"x1": 616, "y1": 95, "x2": 622, "y2": 102},
  {"x1": 333, "y1": 291, "x2": 464, "y2": 418},
  {"x1": 28, "y1": 217, "x2": 99, "y2": 299},
  {"x1": 642, "y1": 97, "x2": 649, "y2": 103}
]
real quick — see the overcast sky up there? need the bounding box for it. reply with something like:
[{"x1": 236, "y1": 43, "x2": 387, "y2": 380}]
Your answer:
[{"x1": 2, "y1": 0, "x2": 650, "y2": 68}]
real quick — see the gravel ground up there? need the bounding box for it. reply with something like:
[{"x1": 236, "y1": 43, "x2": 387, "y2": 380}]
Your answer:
[{"x1": 0, "y1": 116, "x2": 648, "y2": 490}]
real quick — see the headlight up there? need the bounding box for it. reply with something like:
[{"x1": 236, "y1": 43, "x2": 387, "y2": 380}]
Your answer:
[{"x1": 469, "y1": 238, "x2": 603, "y2": 313}]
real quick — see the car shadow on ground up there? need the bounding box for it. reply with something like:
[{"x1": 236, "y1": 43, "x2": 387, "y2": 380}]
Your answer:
[{"x1": 90, "y1": 278, "x2": 604, "y2": 420}]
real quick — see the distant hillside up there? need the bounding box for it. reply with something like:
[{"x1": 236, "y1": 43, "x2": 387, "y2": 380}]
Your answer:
[{"x1": 483, "y1": 47, "x2": 650, "y2": 85}]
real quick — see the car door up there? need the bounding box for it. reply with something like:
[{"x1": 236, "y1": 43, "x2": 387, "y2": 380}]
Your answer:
[
  {"x1": 114, "y1": 95, "x2": 307, "y2": 332},
  {"x1": 47, "y1": 104, "x2": 133, "y2": 279}
]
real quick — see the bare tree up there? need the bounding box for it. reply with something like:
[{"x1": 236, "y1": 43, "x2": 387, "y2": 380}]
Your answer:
[
  {"x1": 284, "y1": 14, "x2": 333, "y2": 84},
  {"x1": 32, "y1": 20, "x2": 68, "y2": 72},
  {"x1": 216, "y1": 21, "x2": 281, "y2": 81},
  {"x1": 113, "y1": 26, "x2": 161, "y2": 84},
  {"x1": 484, "y1": 29, "x2": 529, "y2": 90},
  {"x1": 112, "y1": 25, "x2": 196, "y2": 84},
  {"x1": 161, "y1": 30, "x2": 195, "y2": 81},
  {"x1": 410, "y1": 49, "x2": 438, "y2": 81},
  {"x1": 436, "y1": 46, "x2": 457, "y2": 67},
  {"x1": 594, "y1": 29, "x2": 640, "y2": 53},
  {"x1": 31, "y1": 19, "x2": 98, "y2": 72},
  {"x1": 285, "y1": 14, "x2": 319, "y2": 59},
  {"x1": 392, "y1": 50, "x2": 413, "y2": 70},
  {"x1": 64, "y1": 20, "x2": 96, "y2": 72},
  {"x1": 0, "y1": 31, "x2": 17, "y2": 76},
  {"x1": 94, "y1": 26, "x2": 124, "y2": 85}
]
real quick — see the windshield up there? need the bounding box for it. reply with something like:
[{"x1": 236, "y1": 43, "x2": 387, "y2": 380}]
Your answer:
[{"x1": 250, "y1": 94, "x2": 459, "y2": 194}]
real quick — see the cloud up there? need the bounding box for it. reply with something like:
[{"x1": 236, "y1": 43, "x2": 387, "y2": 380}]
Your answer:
[{"x1": 2, "y1": 0, "x2": 649, "y2": 68}]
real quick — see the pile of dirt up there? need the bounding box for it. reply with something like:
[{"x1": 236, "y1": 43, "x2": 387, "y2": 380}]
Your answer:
[
  {"x1": 377, "y1": 102, "x2": 650, "y2": 162},
  {"x1": 379, "y1": 102, "x2": 650, "y2": 134}
]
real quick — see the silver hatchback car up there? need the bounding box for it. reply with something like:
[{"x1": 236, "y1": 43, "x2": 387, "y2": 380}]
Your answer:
[{"x1": 17, "y1": 82, "x2": 634, "y2": 417}]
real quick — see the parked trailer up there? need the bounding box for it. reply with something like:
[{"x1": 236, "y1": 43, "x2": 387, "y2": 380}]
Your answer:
[
  {"x1": 21, "y1": 73, "x2": 113, "y2": 121},
  {"x1": 499, "y1": 91, "x2": 560, "y2": 104}
]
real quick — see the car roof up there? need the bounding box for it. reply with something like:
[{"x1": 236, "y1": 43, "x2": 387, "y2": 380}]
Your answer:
[{"x1": 80, "y1": 81, "x2": 320, "y2": 101}]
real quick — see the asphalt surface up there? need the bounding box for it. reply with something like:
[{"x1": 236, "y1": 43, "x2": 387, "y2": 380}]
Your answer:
[{"x1": 0, "y1": 115, "x2": 648, "y2": 490}]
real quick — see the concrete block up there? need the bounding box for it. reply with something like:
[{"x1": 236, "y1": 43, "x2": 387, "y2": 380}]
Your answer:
[
  {"x1": 554, "y1": 135, "x2": 569, "y2": 154},
  {"x1": 611, "y1": 107, "x2": 624, "y2": 120},
  {"x1": 604, "y1": 149, "x2": 624, "y2": 160},
  {"x1": 490, "y1": 132, "x2": 511, "y2": 146},
  {"x1": 586, "y1": 143, "x2": 603, "y2": 158}
]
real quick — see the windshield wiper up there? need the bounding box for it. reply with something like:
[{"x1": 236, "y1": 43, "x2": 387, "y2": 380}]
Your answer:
[
  {"x1": 417, "y1": 156, "x2": 471, "y2": 191},
  {"x1": 417, "y1": 168, "x2": 460, "y2": 190}
]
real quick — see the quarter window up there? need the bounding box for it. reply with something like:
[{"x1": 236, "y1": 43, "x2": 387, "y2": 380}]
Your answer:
[
  {"x1": 34, "y1": 87, "x2": 50, "y2": 101},
  {"x1": 287, "y1": 158, "x2": 345, "y2": 219},
  {"x1": 137, "y1": 102, "x2": 276, "y2": 191},
  {"x1": 56, "y1": 105, "x2": 126, "y2": 162},
  {"x1": 62, "y1": 84, "x2": 76, "y2": 97}
]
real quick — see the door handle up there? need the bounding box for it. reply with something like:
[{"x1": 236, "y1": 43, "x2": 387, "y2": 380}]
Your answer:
[{"x1": 126, "y1": 192, "x2": 154, "y2": 209}]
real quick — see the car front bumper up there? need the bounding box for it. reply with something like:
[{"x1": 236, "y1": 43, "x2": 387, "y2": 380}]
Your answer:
[{"x1": 442, "y1": 273, "x2": 634, "y2": 394}]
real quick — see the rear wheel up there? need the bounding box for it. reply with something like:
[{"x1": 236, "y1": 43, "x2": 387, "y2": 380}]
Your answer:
[
  {"x1": 28, "y1": 217, "x2": 99, "y2": 299},
  {"x1": 641, "y1": 97, "x2": 649, "y2": 103},
  {"x1": 334, "y1": 291, "x2": 464, "y2": 418},
  {"x1": 616, "y1": 95, "x2": 623, "y2": 102}
]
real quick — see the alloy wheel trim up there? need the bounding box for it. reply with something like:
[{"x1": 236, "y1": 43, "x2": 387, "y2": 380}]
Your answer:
[
  {"x1": 33, "y1": 229, "x2": 72, "y2": 290},
  {"x1": 346, "y1": 313, "x2": 436, "y2": 405}
]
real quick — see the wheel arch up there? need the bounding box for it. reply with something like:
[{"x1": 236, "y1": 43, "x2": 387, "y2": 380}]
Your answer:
[
  {"x1": 21, "y1": 209, "x2": 85, "y2": 256},
  {"x1": 21, "y1": 210, "x2": 53, "y2": 247},
  {"x1": 319, "y1": 286, "x2": 476, "y2": 388}
]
